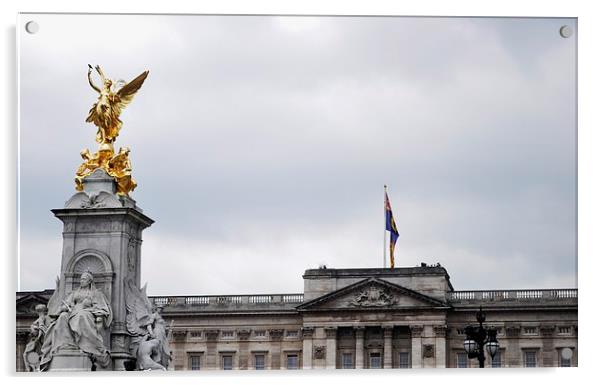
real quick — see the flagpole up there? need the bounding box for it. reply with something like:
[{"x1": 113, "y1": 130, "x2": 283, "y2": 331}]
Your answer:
[{"x1": 383, "y1": 184, "x2": 387, "y2": 269}]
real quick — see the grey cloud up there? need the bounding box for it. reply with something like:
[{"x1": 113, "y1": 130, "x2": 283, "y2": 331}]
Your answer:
[{"x1": 18, "y1": 14, "x2": 576, "y2": 294}]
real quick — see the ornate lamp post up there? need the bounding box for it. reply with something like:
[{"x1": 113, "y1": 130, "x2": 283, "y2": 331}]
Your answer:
[{"x1": 463, "y1": 307, "x2": 499, "y2": 368}]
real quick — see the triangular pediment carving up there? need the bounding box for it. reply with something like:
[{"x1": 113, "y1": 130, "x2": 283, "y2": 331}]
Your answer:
[
  {"x1": 16, "y1": 291, "x2": 54, "y2": 316},
  {"x1": 297, "y1": 278, "x2": 448, "y2": 311}
]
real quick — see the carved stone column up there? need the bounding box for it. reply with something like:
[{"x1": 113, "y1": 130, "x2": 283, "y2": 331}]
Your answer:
[
  {"x1": 302, "y1": 327, "x2": 315, "y2": 369},
  {"x1": 354, "y1": 326, "x2": 365, "y2": 369},
  {"x1": 325, "y1": 327, "x2": 337, "y2": 369},
  {"x1": 383, "y1": 326, "x2": 393, "y2": 369},
  {"x1": 540, "y1": 325, "x2": 556, "y2": 367},
  {"x1": 171, "y1": 330, "x2": 188, "y2": 370},
  {"x1": 434, "y1": 325, "x2": 447, "y2": 368},
  {"x1": 238, "y1": 329, "x2": 251, "y2": 369},
  {"x1": 205, "y1": 329, "x2": 219, "y2": 369},
  {"x1": 410, "y1": 325, "x2": 423, "y2": 368},
  {"x1": 269, "y1": 329, "x2": 284, "y2": 369},
  {"x1": 16, "y1": 330, "x2": 29, "y2": 372},
  {"x1": 504, "y1": 325, "x2": 521, "y2": 367}
]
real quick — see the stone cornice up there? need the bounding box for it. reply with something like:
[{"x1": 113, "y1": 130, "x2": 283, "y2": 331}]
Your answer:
[
  {"x1": 434, "y1": 325, "x2": 448, "y2": 337},
  {"x1": 302, "y1": 327, "x2": 315, "y2": 338},
  {"x1": 269, "y1": 329, "x2": 284, "y2": 341},
  {"x1": 410, "y1": 325, "x2": 424, "y2": 338},
  {"x1": 325, "y1": 327, "x2": 338, "y2": 339},
  {"x1": 205, "y1": 329, "x2": 219, "y2": 341},
  {"x1": 237, "y1": 329, "x2": 251, "y2": 340}
]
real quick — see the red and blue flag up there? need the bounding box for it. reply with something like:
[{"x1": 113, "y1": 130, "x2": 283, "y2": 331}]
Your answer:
[{"x1": 385, "y1": 192, "x2": 399, "y2": 268}]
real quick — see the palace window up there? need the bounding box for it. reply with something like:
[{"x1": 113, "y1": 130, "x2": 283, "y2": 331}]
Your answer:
[
  {"x1": 189, "y1": 354, "x2": 202, "y2": 371},
  {"x1": 399, "y1": 352, "x2": 410, "y2": 368},
  {"x1": 524, "y1": 351, "x2": 537, "y2": 367},
  {"x1": 560, "y1": 355, "x2": 571, "y2": 367},
  {"x1": 457, "y1": 352, "x2": 468, "y2": 368},
  {"x1": 287, "y1": 354, "x2": 299, "y2": 369},
  {"x1": 222, "y1": 355, "x2": 233, "y2": 370},
  {"x1": 559, "y1": 348, "x2": 573, "y2": 367},
  {"x1": 558, "y1": 326, "x2": 572, "y2": 335},
  {"x1": 369, "y1": 353, "x2": 382, "y2": 369},
  {"x1": 254, "y1": 354, "x2": 265, "y2": 370},
  {"x1": 190, "y1": 331, "x2": 203, "y2": 338},
  {"x1": 342, "y1": 353, "x2": 353, "y2": 369},
  {"x1": 254, "y1": 330, "x2": 266, "y2": 337}
]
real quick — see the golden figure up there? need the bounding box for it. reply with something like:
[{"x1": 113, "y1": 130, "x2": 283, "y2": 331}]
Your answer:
[
  {"x1": 75, "y1": 149, "x2": 100, "y2": 192},
  {"x1": 75, "y1": 65, "x2": 148, "y2": 197},
  {"x1": 86, "y1": 64, "x2": 149, "y2": 144},
  {"x1": 108, "y1": 147, "x2": 137, "y2": 196}
]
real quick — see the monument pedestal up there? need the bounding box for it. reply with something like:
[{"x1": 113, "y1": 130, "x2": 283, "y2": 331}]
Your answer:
[
  {"x1": 49, "y1": 169, "x2": 154, "y2": 371},
  {"x1": 48, "y1": 351, "x2": 93, "y2": 372}
]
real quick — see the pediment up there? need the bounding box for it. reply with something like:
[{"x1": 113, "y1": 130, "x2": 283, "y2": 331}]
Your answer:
[
  {"x1": 297, "y1": 278, "x2": 447, "y2": 311},
  {"x1": 16, "y1": 292, "x2": 52, "y2": 316}
]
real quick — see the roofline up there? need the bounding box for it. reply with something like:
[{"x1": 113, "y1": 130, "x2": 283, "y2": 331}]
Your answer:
[{"x1": 302, "y1": 266, "x2": 454, "y2": 291}]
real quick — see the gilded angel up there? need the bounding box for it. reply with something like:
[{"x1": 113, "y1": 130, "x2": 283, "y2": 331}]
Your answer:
[
  {"x1": 86, "y1": 65, "x2": 149, "y2": 144},
  {"x1": 108, "y1": 147, "x2": 137, "y2": 196}
]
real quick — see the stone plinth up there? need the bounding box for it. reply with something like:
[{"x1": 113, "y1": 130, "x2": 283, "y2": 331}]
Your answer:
[
  {"x1": 50, "y1": 169, "x2": 154, "y2": 370},
  {"x1": 48, "y1": 350, "x2": 93, "y2": 372}
]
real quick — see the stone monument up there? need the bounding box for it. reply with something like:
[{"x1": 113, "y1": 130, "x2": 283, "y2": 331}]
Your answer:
[{"x1": 26, "y1": 65, "x2": 170, "y2": 371}]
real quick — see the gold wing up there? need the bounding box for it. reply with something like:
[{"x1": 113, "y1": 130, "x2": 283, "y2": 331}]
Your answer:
[{"x1": 115, "y1": 70, "x2": 149, "y2": 111}]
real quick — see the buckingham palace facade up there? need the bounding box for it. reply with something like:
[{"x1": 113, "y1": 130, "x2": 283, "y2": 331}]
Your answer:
[{"x1": 16, "y1": 265, "x2": 577, "y2": 370}]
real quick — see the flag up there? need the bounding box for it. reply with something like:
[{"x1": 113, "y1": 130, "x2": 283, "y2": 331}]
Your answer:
[{"x1": 385, "y1": 192, "x2": 399, "y2": 268}]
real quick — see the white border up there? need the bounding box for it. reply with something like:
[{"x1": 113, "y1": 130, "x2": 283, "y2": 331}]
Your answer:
[{"x1": 2, "y1": 1, "x2": 599, "y2": 385}]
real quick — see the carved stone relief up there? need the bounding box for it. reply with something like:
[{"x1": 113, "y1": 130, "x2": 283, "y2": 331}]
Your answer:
[
  {"x1": 127, "y1": 239, "x2": 137, "y2": 278},
  {"x1": 313, "y1": 346, "x2": 325, "y2": 359},
  {"x1": 349, "y1": 285, "x2": 398, "y2": 307},
  {"x1": 73, "y1": 255, "x2": 105, "y2": 275},
  {"x1": 423, "y1": 344, "x2": 434, "y2": 358}
]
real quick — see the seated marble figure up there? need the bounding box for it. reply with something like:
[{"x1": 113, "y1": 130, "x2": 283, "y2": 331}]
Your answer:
[{"x1": 40, "y1": 271, "x2": 112, "y2": 370}]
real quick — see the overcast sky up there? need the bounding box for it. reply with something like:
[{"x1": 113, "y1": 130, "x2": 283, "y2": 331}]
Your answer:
[{"x1": 18, "y1": 14, "x2": 576, "y2": 295}]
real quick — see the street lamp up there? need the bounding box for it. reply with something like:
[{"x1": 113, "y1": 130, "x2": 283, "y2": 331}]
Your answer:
[{"x1": 463, "y1": 307, "x2": 499, "y2": 368}]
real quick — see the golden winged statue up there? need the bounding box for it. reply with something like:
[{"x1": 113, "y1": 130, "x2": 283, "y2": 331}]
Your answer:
[
  {"x1": 86, "y1": 64, "x2": 149, "y2": 144},
  {"x1": 74, "y1": 65, "x2": 148, "y2": 196}
]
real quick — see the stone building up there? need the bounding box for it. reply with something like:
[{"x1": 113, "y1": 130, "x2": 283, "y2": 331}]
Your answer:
[{"x1": 16, "y1": 265, "x2": 577, "y2": 371}]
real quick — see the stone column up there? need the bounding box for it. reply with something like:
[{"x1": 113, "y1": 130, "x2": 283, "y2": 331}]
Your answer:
[
  {"x1": 504, "y1": 325, "x2": 521, "y2": 367},
  {"x1": 170, "y1": 330, "x2": 188, "y2": 370},
  {"x1": 383, "y1": 326, "x2": 393, "y2": 369},
  {"x1": 354, "y1": 326, "x2": 365, "y2": 369},
  {"x1": 16, "y1": 330, "x2": 29, "y2": 372},
  {"x1": 238, "y1": 329, "x2": 251, "y2": 369},
  {"x1": 434, "y1": 325, "x2": 447, "y2": 368},
  {"x1": 540, "y1": 325, "x2": 556, "y2": 367},
  {"x1": 410, "y1": 325, "x2": 423, "y2": 368},
  {"x1": 269, "y1": 329, "x2": 284, "y2": 369},
  {"x1": 205, "y1": 330, "x2": 219, "y2": 369},
  {"x1": 325, "y1": 327, "x2": 337, "y2": 369},
  {"x1": 302, "y1": 327, "x2": 315, "y2": 369}
]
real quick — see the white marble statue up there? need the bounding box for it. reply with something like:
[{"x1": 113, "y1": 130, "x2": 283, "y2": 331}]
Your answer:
[
  {"x1": 40, "y1": 271, "x2": 113, "y2": 370},
  {"x1": 125, "y1": 278, "x2": 171, "y2": 370},
  {"x1": 23, "y1": 304, "x2": 51, "y2": 371}
]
